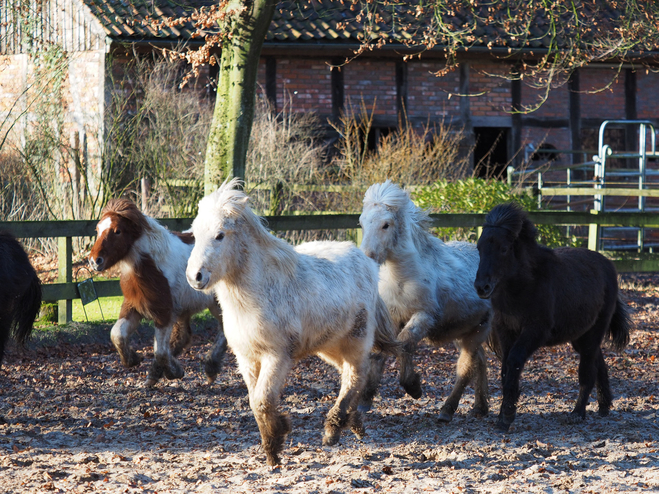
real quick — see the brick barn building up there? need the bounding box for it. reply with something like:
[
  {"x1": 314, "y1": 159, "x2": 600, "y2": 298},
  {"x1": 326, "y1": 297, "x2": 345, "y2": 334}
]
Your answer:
[{"x1": 1, "y1": 0, "x2": 658, "y2": 180}]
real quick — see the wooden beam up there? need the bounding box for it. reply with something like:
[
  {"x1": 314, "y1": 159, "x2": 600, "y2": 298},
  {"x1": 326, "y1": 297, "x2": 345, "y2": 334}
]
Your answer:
[
  {"x1": 568, "y1": 70, "x2": 582, "y2": 165},
  {"x1": 265, "y1": 56, "x2": 277, "y2": 111},
  {"x1": 511, "y1": 74, "x2": 522, "y2": 167},
  {"x1": 331, "y1": 57, "x2": 344, "y2": 120},
  {"x1": 540, "y1": 187, "x2": 659, "y2": 197},
  {"x1": 396, "y1": 61, "x2": 408, "y2": 120}
]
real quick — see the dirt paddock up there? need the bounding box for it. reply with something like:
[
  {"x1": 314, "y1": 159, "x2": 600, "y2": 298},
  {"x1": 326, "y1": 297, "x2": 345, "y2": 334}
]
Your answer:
[{"x1": 1, "y1": 274, "x2": 658, "y2": 493}]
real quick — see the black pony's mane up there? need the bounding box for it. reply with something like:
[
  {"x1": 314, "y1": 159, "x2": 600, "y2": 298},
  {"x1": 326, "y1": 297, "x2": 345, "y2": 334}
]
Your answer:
[{"x1": 483, "y1": 203, "x2": 537, "y2": 245}]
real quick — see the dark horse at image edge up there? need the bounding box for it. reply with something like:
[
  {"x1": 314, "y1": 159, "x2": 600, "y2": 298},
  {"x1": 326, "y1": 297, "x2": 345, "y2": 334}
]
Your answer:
[
  {"x1": 0, "y1": 231, "x2": 42, "y2": 366},
  {"x1": 474, "y1": 203, "x2": 631, "y2": 432}
]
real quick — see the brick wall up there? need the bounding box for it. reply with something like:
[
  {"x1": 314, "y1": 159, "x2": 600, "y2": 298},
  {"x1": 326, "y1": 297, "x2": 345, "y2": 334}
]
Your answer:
[
  {"x1": 407, "y1": 61, "x2": 460, "y2": 121},
  {"x1": 637, "y1": 70, "x2": 659, "y2": 120},
  {"x1": 276, "y1": 59, "x2": 332, "y2": 114},
  {"x1": 580, "y1": 68, "x2": 625, "y2": 120},
  {"x1": 344, "y1": 60, "x2": 396, "y2": 116},
  {"x1": 469, "y1": 62, "x2": 513, "y2": 117},
  {"x1": 521, "y1": 79, "x2": 570, "y2": 118}
]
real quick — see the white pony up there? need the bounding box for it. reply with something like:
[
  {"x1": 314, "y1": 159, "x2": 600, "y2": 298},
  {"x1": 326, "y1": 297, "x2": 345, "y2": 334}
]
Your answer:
[
  {"x1": 186, "y1": 178, "x2": 398, "y2": 466},
  {"x1": 359, "y1": 180, "x2": 492, "y2": 422}
]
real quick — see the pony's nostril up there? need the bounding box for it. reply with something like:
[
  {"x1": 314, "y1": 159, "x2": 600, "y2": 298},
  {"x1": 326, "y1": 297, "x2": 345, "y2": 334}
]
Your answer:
[
  {"x1": 195, "y1": 271, "x2": 203, "y2": 282},
  {"x1": 94, "y1": 257, "x2": 103, "y2": 267}
]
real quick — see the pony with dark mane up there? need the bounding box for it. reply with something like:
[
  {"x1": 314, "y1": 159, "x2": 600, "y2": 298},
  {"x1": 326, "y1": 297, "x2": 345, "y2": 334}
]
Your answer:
[
  {"x1": 474, "y1": 203, "x2": 631, "y2": 432},
  {"x1": 89, "y1": 198, "x2": 227, "y2": 387},
  {"x1": 0, "y1": 231, "x2": 42, "y2": 365}
]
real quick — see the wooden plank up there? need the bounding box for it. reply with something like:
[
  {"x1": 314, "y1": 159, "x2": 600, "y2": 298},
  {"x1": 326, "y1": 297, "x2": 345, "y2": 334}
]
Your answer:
[
  {"x1": 42, "y1": 280, "x2": 122, "y2": 303},
  {"x1": 613, "y1": 259, "x2": 659, "y2": 273},
  {"x1": 0, "y1": 220, "x2": 98, "y2": 238},
  {"x1": 540, "y1": 187, "x2": 659, "y2": 197},
  {"x1": 264, "y1": 214, "x2": 361, "y2": 231}
]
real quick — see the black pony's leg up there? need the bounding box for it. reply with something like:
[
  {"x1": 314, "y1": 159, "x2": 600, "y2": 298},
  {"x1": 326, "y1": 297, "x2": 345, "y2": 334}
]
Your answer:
[
  {"x1": 0, "y1": 314, "x2": 10, "y2": 367},
  {"x1": 497, "y1": 330, "x2": 542, "y2": 432},
  {"x1": 570, "y1": 328, "x2": 608, "y2": 422},
  {"x1": 594, "y1": 350, "x2": 612, "y2": 416}
]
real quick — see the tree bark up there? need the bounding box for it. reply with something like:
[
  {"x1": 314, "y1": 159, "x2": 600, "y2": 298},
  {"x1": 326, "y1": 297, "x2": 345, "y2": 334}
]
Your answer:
[{"x1": 204, "y1": 0, "x2": 276, "y2": 194}]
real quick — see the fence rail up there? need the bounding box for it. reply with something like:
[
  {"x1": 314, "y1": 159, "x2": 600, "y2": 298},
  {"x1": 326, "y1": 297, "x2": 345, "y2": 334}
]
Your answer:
[{"x1": 1, "y1": 210, "x2": 658, "y2": 323}]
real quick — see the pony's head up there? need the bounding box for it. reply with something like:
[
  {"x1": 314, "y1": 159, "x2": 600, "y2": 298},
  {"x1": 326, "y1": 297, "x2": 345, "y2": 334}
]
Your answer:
[
  {"x1": 186, "y1": 178, "x2": 253, "y2": 291},
  {"x1": 89, "y1": 198, "x2": 149, "y2": 272},
  {"x1": 360, "y1": 180, "x2": 429, "y2": 264},
  {"x1": 474, "y1": 202, "x2": 536, "y2": 299}
]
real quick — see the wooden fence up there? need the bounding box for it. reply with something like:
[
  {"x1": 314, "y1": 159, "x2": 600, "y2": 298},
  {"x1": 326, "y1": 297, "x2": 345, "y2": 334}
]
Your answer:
[{"x1": 1, "y1": 210, "x2": 658, "y2": 323}]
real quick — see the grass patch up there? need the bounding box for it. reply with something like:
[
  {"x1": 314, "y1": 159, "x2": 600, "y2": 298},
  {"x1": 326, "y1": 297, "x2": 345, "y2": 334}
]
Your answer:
[{"x1": 73, "y1": 295, "x2": 123, "y2": 322}]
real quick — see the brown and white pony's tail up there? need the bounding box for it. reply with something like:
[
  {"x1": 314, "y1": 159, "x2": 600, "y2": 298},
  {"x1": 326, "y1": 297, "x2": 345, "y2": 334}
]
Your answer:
[{"x1": 372, "y1": 296, "x2": 401, "y2": 356}]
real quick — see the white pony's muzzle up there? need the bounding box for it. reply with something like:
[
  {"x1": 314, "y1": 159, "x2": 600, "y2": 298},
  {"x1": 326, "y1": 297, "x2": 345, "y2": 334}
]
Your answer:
[{"x1": 186, "y1": 265, "x2": 211, "y2": 291}]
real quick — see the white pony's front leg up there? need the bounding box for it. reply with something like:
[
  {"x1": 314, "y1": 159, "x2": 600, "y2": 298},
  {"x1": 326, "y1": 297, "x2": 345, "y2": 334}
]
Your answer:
[
  {"x1": 110, "y1": 308, "x2": 142, "y2": 367},
  {"x1": 146, "y1": 323, "x2": 184, "y2": 387},
  {"x1": 397, "y1": 311, "x2": 434, "y2": 399},
  {"x1": 243, "y1": 353, "x2": 294, "y2": 467}
]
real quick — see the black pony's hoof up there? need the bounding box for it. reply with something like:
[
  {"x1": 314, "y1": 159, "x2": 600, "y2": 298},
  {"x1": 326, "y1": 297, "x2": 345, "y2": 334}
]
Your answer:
[
  {"x1": 494, "y1": 419, "x2": 511, "y2": 432},
  {"x1": 565, "y1": 411, "x2": 586, "y2": 424},
  {"x1": 469, "y1": 406, "x2": 489, "y2": 418},
  {"x1": 437, "y1": 410, "x2": 453, "y2": 423},
  {"x1": 402, "y1": 374, "x2": 423, "y2": 399}
]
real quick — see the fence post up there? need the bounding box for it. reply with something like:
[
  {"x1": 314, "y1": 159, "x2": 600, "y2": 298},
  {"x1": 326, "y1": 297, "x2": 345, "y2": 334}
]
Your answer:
[
  {"x1": 588, "y1": 210, "x2": 600, "y2": 251},
  {"x1": 58, "y1": 236, "x2": 73, "y2": 324}
]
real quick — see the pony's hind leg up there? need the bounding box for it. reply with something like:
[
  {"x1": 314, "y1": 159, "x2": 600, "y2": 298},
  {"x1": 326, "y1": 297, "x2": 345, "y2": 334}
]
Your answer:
[
  {"x1": 594, "y1": 349, "x2": 613, "y2": 416},
  {"x1": 170, "y1": 314, "x2": 192, "y2": 357},
  {"x1": 147, "y1": 323, "x2": 184, "y2": 387},
  {"x1": 439, "y1": 337, "x2": 489, "y2": 422},
  {"x1": 568, "y1": 322, "x2": 612, "y2": 423},
  {"x1": 110, "y1": 307, "x2": 142, "y2": 367},
  {"x1": 398, "y1": 313, "x2": 434, "y2": 399},
  {"x1": 358, "y1": 353, "x2": 386, "y2": 413},
  {"x1": 321, "y1": 349, "x2": 369, "y2": 446},
  {"x1": 203, "y1": 303, "x2": 227, "y2": 384}
]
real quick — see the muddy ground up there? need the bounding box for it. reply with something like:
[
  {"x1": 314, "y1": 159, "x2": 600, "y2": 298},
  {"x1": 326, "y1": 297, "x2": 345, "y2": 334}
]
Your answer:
[{"x1": 1, "y1": 274, "x2": 658, "y2": 493}]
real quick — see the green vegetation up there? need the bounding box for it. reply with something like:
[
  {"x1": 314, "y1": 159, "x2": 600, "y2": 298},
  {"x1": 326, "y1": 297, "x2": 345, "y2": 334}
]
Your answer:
[{"x1": 414, "y1": 178, "x2": 580, "y2": 247}]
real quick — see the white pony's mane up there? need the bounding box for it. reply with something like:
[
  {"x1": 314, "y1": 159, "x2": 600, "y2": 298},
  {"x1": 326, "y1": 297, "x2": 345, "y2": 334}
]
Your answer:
[
  {"x1": 363, "y1": 180, "x2": 434, "y2": 248},
  {"x1": 204, "y1": 178, "x2": 297, "y2": 277}
]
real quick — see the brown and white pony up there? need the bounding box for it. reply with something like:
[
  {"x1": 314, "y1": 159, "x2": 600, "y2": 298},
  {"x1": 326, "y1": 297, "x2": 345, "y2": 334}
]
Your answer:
[{"x1": 89, "y1": 198, "x2": 227, "y2": 387}]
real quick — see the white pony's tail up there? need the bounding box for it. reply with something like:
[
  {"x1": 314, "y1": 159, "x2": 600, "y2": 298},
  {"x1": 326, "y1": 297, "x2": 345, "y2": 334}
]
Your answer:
[{"x1": 373, "y1": 296, "x2": 401, "y2": 356}]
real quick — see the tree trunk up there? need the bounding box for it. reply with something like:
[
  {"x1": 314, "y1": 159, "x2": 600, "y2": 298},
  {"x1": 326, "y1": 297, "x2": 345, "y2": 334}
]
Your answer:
[{"x1": 204, "y1": 0, "x2": 276, "y2": 194}]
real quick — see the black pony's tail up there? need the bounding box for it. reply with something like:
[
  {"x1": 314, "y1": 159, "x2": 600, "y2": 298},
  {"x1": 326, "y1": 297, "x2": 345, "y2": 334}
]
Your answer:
[
  {"x1": 608, "y1": 297, "x2": 631, "y2": 352},
  {"x1": 11, "y1": 271, "x2": 42, "y2": 348}
]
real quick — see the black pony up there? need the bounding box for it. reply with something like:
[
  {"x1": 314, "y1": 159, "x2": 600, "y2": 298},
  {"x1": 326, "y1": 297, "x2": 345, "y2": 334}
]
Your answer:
[
  {"x1": 0, "y1": 231, "x2": 42, "y2": 366},
  {"x1": 474, "y1": 204, "x2": 630, "y2": 432}
]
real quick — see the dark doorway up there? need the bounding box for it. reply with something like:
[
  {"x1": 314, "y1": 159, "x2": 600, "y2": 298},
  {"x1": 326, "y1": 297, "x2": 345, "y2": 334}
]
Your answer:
[{"x1": 474, "y1": 127, "x2": 509, "y2": 178}]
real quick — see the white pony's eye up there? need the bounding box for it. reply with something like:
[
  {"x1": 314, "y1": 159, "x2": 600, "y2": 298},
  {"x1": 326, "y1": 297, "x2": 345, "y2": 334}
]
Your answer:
[
  {"x1": 215, "y1": 232, "x2": 225, "y2": 241},
  {"x1": 382, "y1": 223, "x2": 390, "y2": 230}
]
